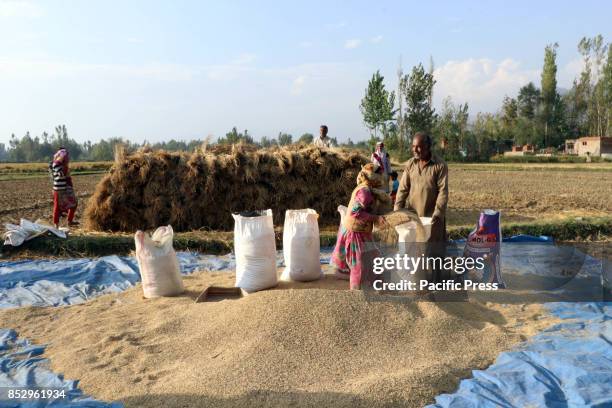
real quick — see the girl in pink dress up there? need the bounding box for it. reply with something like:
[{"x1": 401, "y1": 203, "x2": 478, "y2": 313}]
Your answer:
[{"x1": 331, "y1": 163, "x2": 387, "y2": 289}]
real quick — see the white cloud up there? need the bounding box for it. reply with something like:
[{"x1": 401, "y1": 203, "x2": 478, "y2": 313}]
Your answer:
[
  {"x1": 291, "y1": 75, "x2": 306, "y2": 95},
  {"x1": 433, "y1": 58, "x2": 539, "y2": 113},
  {"x1": 370, "y1": 35, "x2": 383, "y2": 44},
  {"x1": 299, "y1": 41, "x2": 313, "y2": 48},
  {"x1": 344, "y1": 39, "x2": 361, "y2": 49},
  {"x1": 127, "y1": 37, "x2": 144, "y2": 44},
  {"x1": 432, "y1": 56, "x2": 592, "y2": 113},
  {"x1": 0, "y1": 0, "x2": 43, "y2": 18}
]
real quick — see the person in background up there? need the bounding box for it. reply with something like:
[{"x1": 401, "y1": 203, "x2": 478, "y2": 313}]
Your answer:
[
  {"x1": 314, "y1": 125, "x2": 333, "y2": 148},
  {"x1": 371, "y1": 141, "x2": 391, "y2": 192},
  {"x1": 390, "y1": 171, "x2": 399, "y2": 203},
  {"x1": 331, "y1": 163, "x2": 387, "y2": 290},
  {"x1": 394, "y1": 131, "x2": 448, "y2": 243},
  {"x1": 49, "y1": 147, "x2": 78, "y2": 229}
]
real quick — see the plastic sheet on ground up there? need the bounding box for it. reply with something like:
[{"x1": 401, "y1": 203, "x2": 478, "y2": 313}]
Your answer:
[
  {"x1": 0, "y1": 249, "x2": 334, "y2": 309},
  {"x1": 429, "y1": 302, "x2": 612, "y2": 408},
  {"x1": 0, "y1": 328, "x2": 122, "y2": 407},
  {"x1": 3, "y1": 219, "x2": 66, "y2": 247},
  {"x1": 429, "y1": 243, "x2": 611, "y2": 408}
]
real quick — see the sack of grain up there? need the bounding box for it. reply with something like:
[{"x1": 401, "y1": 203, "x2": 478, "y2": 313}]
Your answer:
[
  {"x1": 394, "y1": 217, "x2": 432, "y2": 282},
  {"x1": 281, "y1": 209, "x2": 322, "y2": 282},
  {"x1": 463, "y1": 210, "x2": 505, "y2": 288},
  {"x1": 232, "y1": 209, "x2": 278, "y2": 293},
  {"x1": 135, "y1": 225, "x2": 184, "y2": 298}
]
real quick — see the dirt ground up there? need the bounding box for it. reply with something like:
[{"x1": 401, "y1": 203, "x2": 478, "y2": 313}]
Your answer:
[{"x1": 1, "y1": 166, "x2": 610, "y2": 229}]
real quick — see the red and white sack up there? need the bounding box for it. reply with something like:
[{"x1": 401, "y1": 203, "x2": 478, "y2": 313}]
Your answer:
[
  {"x1": 281, "y1": 209, "x2": 322, "y2": 282},
  {"x1": 232, "y1": 209, "x2": 277, "y2": 293},
  {"x1": 135, "y1": 225, "x2": 184, "y2": 298}
]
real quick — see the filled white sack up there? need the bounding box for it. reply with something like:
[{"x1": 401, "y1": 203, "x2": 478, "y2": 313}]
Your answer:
[
  {"x1": 232, "y1": 209, "x2": 277, "y2": 293},
  {"x1": 281, "y1": 209, "x2": 322, "y2": 282},
  {"x1": 135, "y1": 225, "x2": 184, "y2": 298}
]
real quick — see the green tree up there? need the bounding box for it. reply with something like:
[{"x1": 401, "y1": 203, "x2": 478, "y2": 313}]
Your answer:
[
  {"x1": 604, "y1": 45, "x2": 612, "y2": 135},
  {"x1": 400, "y1": 63, "x2": 436, "y2": 136},
  {"x1": 217, "y1": 127, "x2": 253, "y2": 145},
  {"x1": 540, "y1": 43, "x2": 559, "y2": 146},
  {"x1": 359, "y1": 70, "x2": 396, "y2": 138},
  {"x1": 278, "y1": 132, "x2": 293, "y2": 146},
  {"x1": 578, "y1": 35, "x2": 609, "y2": 136},
  {"x1": 517, "y1": 82, "x2": 540, "y2": 119},
  {"x1": 298, "y1": 133, "x2": 314, "y2": 144}
]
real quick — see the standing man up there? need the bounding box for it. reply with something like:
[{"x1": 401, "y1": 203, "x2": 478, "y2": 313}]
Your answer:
[
  {"x1": 314, "y1": 125, "x2": 333, "y2": 148},
  {"x1": 394, "y1": 132, "x2": 448, "y2": 243},
  {"x1": 371, "y1": 141, "x2": 392, "y2": 192}
]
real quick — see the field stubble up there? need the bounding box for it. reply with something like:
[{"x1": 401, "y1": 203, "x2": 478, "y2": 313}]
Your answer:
[{"x1": 0, "y1": 165, "x2": 610, "y2": 230}]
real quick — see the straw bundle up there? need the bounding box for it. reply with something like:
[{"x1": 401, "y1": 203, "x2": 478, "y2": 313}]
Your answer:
[{"x1": 84, "y1": 145, "x2": 368, "y2": 232}]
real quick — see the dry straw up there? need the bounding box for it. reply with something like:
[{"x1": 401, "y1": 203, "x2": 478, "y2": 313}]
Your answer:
[{"x1": 84, "y1": 144, "x2": 368, "y2": 232}]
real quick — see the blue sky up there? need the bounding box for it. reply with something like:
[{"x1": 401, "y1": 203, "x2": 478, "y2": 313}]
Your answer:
[{"x1": 0, "y1": 0, "x2": 610, "y2": 145}]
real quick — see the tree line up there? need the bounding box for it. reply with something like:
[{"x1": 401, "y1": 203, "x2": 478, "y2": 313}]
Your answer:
[
  {"x1": 0, "y1": 125, "x2": 360, "y2": 162},
  {"x1": 359, "y1": 35, "x2": 611, "y2": 161}
]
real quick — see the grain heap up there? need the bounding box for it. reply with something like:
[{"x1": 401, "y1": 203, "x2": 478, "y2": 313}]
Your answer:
[
  {"x1": 0, "y1": 271, "x2": 554, "y2": 408},
  {"x1": 84, "y1": 144, "x2": 368, "y2": 232}
]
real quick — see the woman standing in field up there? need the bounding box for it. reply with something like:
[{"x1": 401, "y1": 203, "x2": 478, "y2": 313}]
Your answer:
[
  {"x1": 49, "y1": 147, "x2": 78, "y2": 229},
  {"x1": 331, "y1": 163, "x2": 387, "y2": 290}
]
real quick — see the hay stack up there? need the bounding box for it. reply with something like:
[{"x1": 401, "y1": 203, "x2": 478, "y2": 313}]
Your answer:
[{"x1": 84, "y1": 145, "x2": 368, "y2": 232}]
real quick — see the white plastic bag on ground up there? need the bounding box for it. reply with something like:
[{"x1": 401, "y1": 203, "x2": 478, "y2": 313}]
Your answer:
[
  {"x1": 135, "y1": 225, "x2": 184, "y2": 298},
  {"x1": 3, "y1": 219, "x2": 66, "y2": 247},
  {"x1": 232, "y1": 209, "x2": 277, "y2": 293},
  {"x1": 281, "y1": 209, "x2": 321, "y2": 282}
]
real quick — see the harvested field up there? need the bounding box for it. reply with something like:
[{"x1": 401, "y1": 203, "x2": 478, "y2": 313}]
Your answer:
[
  {"x1": 2, "y1": 160, "x2": 610, "y2": 232},
  {"x1": 0, "y1": 174, "x2": 103, "y2": 226},
  {"x1": 84, "y1": 146, "x2": 368, "y2": 232},
  {"x1": 0, "y1": 270, "x2": 556, "y2": 408}
]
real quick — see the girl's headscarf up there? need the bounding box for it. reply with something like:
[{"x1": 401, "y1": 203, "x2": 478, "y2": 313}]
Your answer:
[
  {"x1": 53, "y1": 148, "x2": 69, "y2": 165},
  {"x1": 356, "y1": 163, "x2": 382, "y2": 188}
]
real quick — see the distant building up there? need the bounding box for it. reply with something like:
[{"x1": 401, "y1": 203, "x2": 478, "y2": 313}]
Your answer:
[
  {"x1": 566, "y1": 136, "x2": 612, "y2": 157},
  {"x1": 504, "y1": 144, "x2": 535, "y2": 156}
]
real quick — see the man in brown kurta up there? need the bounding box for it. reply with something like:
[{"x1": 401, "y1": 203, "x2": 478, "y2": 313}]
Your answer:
[{"x1": 394, "y1": 132, "x2": 449, "y2": 243}]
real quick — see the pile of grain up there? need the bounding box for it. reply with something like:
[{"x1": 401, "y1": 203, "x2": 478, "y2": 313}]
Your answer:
[
  {"x1": 84, "y1": 145, "x2": 368, "y2": 232},
  {"x1": 0, "y1": 271, "x2": 554, "y2": 408}
]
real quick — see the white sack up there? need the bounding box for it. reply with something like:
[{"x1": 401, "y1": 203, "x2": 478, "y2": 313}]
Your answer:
[
  {"x1": 394, "y1": 217, "x2": 433, "y2": 282},
  {"x1": 3, "y1": 219, "x2": 66, "y2": 247},
  {"x1": 135, "y1": 225, "x2": 184, "y2": 298},
  {"x1": 232, "y1": 209, "x2": 277, "y2": 293},
  {"x1": 281, "y1": 209, "x2": 321, "y2": 282}
]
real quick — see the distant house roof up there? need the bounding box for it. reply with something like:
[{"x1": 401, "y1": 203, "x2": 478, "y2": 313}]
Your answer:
[{"x1": 576, "y1": 136, "x2": 612, "y2": 141}]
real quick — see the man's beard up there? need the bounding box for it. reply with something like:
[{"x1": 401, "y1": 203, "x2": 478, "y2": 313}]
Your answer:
[{"x1": 413, "y1": 152, "x2": 421, "y2": 159}]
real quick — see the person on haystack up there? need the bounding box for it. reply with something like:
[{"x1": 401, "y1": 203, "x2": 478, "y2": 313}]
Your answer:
[
  {"x1": 49, "y1": 147, "x2": 78, "y2": 229},
  {"x1": 371, "y1": 141, "x2": 392, "y2": 193},
  {"x1": 331, "y1": 163, "x2": 388, "y2": 290},
  {"x1": 314, "y1": 125, "x2": 334, "y2": 148}
]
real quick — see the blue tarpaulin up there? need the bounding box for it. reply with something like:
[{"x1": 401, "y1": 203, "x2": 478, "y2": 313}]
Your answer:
[
  {"x1": 428, "y1": 302, "x2": 612, "y2": 408},
  {"x1": 0, "y1": 237, "x2": 610, "y2": 407},
  {"x1": 0, "y1": 328, "x2": 122, "y2": 407}
]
